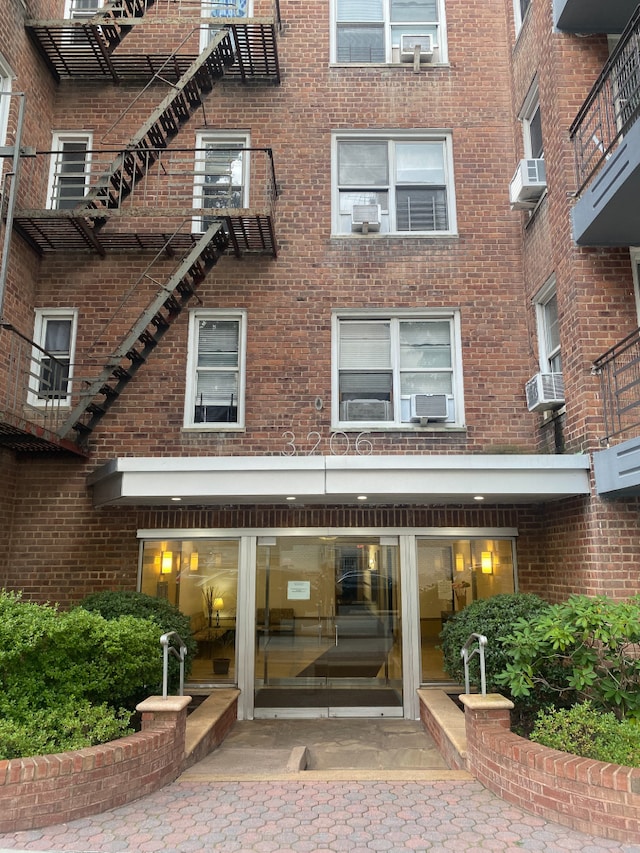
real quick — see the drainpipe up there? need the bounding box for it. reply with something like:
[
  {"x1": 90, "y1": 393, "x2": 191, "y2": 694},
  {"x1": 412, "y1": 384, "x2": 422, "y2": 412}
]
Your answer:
[{"x1": 0, "y1": 92, "x2": 27, "y2": 322}]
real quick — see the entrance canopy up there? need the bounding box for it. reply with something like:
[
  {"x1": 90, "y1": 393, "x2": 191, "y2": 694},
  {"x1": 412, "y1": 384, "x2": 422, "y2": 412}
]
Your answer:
[{"x1": 88, "y1": 454, "x2": 591, "y2": 507}]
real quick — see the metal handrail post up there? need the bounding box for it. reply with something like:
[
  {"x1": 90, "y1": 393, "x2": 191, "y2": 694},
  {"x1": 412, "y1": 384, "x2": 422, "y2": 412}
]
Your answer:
[
  {"x1": 160, "y1": 631, "x2": 188, "y2": 697},
  {"x1": 461, "y1": 632, "x2": 488, "y2": 696}
]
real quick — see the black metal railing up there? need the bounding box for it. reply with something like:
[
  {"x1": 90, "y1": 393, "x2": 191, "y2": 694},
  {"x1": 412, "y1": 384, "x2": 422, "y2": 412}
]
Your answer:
[
  {"x1": 593, "y1": 326, "x2": 640, "y2": 443},
  {"x1": 569, "y1": 4, "x2": 640, "y2": 195}
]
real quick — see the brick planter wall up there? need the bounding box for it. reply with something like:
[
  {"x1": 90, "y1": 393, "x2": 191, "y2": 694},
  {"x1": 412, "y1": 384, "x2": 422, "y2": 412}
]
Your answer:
[
  {"x1": 0, "y1": 695, "x2": 191, "y2": 833},
  {"x1": 461, "y1": 694, "x2": 640, "y2": 844}
]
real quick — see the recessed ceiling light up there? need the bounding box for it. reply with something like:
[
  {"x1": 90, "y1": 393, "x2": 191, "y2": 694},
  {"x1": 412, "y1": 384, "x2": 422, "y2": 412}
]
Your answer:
[
  {"x1": 171, "y1": 497, "x2": 182, "y2": 502},
  {"x1": 357, "y1": 495, "x2": 368, "y2": 501},
  {"x1": 286, "y1": 496, "x2": 296, "y2": 501},
  {"x1": 473, "y1": 495, "x2": 485, "y2": 501}
]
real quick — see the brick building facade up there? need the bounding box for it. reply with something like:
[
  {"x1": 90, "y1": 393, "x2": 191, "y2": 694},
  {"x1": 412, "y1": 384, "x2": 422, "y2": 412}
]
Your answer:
[{"x1": 0, "y1": 0, "x2": 638, "y2": 719}]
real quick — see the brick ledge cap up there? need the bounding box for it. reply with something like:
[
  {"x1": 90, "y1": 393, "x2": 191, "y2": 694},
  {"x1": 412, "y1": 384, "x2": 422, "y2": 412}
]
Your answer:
[
  {"x1": 136, "y1": 695, "x2": 192, "y2": 713},
  {"x1": 459, "y1": 693, "x2": 514, "y2": 711}
]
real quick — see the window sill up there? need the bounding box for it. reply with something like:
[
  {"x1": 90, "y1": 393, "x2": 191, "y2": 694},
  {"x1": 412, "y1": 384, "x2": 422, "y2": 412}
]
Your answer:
[
  {"x1": 330, "y1": 232, "x2": 459, "y2": 240},
  {"x1": 330, "y1": 62, "x2": 449, "y2": 69},
  {"x1": 182, "y1": 425, "x2": 246, "y2": 433},
  {"x1": 333, "y1": 425, "x2": 467, "y2": 433}
]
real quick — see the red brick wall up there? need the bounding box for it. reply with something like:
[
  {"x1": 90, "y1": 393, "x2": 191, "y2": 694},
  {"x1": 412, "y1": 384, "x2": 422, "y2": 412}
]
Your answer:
[
  {"x1": 0, "y1": 696, "x2": 191, "y2": 833},
  {"x1": 464, "y1": 699, "x2": 640, "y2": 844}
]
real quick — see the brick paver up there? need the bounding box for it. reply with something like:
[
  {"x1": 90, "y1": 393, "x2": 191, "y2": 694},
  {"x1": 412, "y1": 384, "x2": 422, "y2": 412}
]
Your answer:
[{"x1": 1, "y1": 779, "x2": 639, "y2": 852}]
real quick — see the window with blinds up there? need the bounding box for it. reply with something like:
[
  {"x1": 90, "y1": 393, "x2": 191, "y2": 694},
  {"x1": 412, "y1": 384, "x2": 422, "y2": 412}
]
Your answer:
[
  {"x1": 29, "y1": 310, "x2": 77, "y2": 406},
  {"x1": 335, "y1": 136, "x2": 454, "y2": 235},
  {"x1": 334, "y1": 0, "x2": 443, "y2": 64},
  {"x1": 184, "y1": 312, "x2": 246, "y2": 428},
  {"x1": 48, "y1": 134, "x2": 92, "y2": 210},
  {"x1": 335, "y1": 315, "x2": 459, "y2": 425}
]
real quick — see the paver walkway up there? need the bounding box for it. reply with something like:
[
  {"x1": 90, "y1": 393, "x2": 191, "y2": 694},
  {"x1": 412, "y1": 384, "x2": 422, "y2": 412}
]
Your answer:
[{"x1": 1, "y1": 778, "x2": 639, "y2": 852}]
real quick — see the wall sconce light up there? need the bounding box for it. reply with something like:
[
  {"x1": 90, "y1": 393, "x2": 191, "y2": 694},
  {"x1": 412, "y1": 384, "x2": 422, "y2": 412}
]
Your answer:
[
  {"x1": 481, "y1": 551, "x2": 493, "y2": 574},
  {"x1": 189, "y1": 552, "x2": 199, "y2": 572},
  {"x1": 160, "y1": 551, "x2": 173, "y2": 574},
  {"x1": 213, "y1": 597, "x2": 224, "y2": 627},
  {"x1": 455, "y1": 553, "x2": 465, "y2": 572}
]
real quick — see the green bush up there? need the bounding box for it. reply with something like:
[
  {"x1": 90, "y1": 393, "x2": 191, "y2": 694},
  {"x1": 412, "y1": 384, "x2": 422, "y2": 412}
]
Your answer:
[
  {"x1": 439, "y1": 593, "x2": 556, "y2": 732},
  {"x1": 0, "y1": 590, "x2": 163, "y2": 759},
  {"x1": 79, "y1": 590, "x2": 196, "y2": 686},
  {"x1": 439, "y1": 593, "x2": 551, "y2": 691},
  {"x1": 531, "y1": 701, "x2": 640, "y2": 767},
  {"x1": 496, "y1": 594, "x2": 640, "y2": 721}
]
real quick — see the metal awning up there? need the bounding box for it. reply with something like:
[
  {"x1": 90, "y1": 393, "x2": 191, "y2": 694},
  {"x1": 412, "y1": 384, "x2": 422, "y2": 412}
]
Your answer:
[{"x1": 88, "y1": 454, "x2": 592, "y2": 507}]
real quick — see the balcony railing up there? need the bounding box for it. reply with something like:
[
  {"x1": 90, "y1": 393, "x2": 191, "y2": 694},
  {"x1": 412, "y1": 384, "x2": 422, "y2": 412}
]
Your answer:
[
  {"x1": 569, "y1": 5, "x2": 640, "y2": 195},
  {"x1": 593, "y1": 326, "x2": 640, "y2": 443},
  {"x1": 0, "y1": 323, "x2": 85, "y2": 454}
]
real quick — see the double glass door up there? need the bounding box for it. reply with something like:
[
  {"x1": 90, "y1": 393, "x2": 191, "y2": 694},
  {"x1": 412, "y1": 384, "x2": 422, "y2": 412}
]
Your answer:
[{"x1": 254, "y1": 536, "x2": 403, "y2": 717}]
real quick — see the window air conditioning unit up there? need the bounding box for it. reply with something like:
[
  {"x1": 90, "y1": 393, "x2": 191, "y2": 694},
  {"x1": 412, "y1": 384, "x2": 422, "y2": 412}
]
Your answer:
[
  {"x1": 340, "y1": 399, "x2": 391, "y2": 421},
  {"x1": 525, "y1": 372, "x2": 565, "y2": 413},
  {"x1": 410, "y1": 393, "x2": 448, "y2": 422},
  {"x1": 509, "y1": 158, "x2": 547, "y2": 209},
  {"x1": 400, "y1": 33, "x2": 434, "y2": 62},
  {"x1": 351, "y1": 204, "x2": 381, "y2": 233}
]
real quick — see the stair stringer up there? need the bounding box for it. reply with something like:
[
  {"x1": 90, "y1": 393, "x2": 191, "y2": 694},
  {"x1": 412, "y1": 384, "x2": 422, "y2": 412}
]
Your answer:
[{"x1": 57, "y1": 221, "x2": 229, "y2": 443}]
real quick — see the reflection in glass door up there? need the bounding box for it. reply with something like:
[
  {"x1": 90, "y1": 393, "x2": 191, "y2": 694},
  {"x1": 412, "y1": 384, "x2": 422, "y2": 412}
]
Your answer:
[
  {"x1": 417, "y1": 538, "x2": 515, "y2": 682},
  {"x1": 254, "y1": 536, "x2": 402, "y2": 717}
]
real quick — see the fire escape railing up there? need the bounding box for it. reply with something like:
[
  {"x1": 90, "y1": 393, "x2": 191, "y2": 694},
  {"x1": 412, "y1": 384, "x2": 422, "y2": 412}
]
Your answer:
[
  {"x1": 569, "y1": 4, "x2": 640, "y2": 196},
  {"x1": 593, "y1": 326, "x2": 640, "y2": 444},
  {"x1": 0, "y1": 322, "x2": 83, "y2": 452}
]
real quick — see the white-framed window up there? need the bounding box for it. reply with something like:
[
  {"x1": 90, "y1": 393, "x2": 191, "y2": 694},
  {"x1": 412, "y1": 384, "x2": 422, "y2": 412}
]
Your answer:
[
  {"x1": 0, "y1": 55, "x2": 12, "y2": 154},
  {"x1": 200, "y1": 0, "x2": 251, "y2": 51},
  {"x1": 184, "y1": 310, "x2": 247, "y2": 429},
  {"x1": 630, "y1": 248, "x2": 640, "y2": 325},
  {"x1": 47, "y1": 132, "x2": 92, "y2": 210},
  {"x1": 64, "y1": 0, "x2": 102, "y2": 17},
  {"x1": 332, "y1": 309, "x2": 464, "y2": 429},
  {"x1": 193, "y1": 131, "x2": 249, "y2": 232},
  {"x1": 29, "y1": 309, "x2": 78, "y2": 407},
  {"x1": 520, "y1": 81, "x2": 543, "y2": 159},
  {"x1": 513, "y1": 0, "x2": 531, "y2": 34},
  {"x1": 332, "y1": 132, "x2": 457, "y2": 236},
  {"x1": 331, "y1": 0, "x2": 447, "y2": 64},
  {"x1": 534, "y1": 278, "x2": 561, "y2": 373}
]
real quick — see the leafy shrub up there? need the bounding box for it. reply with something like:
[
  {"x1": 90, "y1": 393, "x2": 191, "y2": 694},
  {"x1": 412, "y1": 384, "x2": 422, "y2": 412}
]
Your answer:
[
  {"x1": 439, "y1": 593, "x2": 551, "y2": 691},
  {"x1": 0, "y1": 700, "x2": 133, "y2": 760},
  {"x1": 530, "y1": 701, "x2": 640, "y2": 767},
  {"x1": 0, "y1": 590, "x2": 163, "y2": 759},
  {"x1": 496, "y1": 594, "x2": 640, "y2": 721},
  {"x1": 79, "y1": 590, "x2": 196, "y2": 686},
  {"x1": 439, "y1": 593, "x2": 556, "y2": 732}
]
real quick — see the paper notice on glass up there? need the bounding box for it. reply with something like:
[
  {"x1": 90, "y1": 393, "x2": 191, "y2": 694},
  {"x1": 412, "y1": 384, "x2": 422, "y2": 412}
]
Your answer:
[
  {"x1": 288, "y1": 581, "x2": 311, "y2": 600},
  {"x1": 438, "y1": 580, "x2": 453, "y2": 600}
]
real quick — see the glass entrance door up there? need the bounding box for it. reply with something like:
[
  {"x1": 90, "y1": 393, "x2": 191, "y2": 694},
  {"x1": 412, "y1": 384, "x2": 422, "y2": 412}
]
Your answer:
[{"x1": 254, "y1": 535, "x2": 402, "y2": 717}]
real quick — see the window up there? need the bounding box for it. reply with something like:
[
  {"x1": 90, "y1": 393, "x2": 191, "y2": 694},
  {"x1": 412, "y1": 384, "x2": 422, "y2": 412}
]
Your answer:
[
  {"x1": 0, "y1": 56, "x2": 11, "y2": 154},
  {"x1": 333, "y1": 310, "x2": 464, "y2": 428},
  {"x1": 200, "y1": 0, "x2": 249, "y2": 51},
  {"x1": 193, "y1": 132, "x2": 249, "y2": 232},
  {"x1": 65, "y1": 0, "x2": 102, "y2": 17},
  {"x1": 520, "y1": 81, "x2": 543, "y2": 159},
  {"x1": 29, "y1": 309, "x2": 78, "y2": 407},
  {"x1": 184, "y1": 310, "x2": 246, "y2": 429},
  {"x1": 333, "y1": 133, "x2": 456, "y2": 236},
  {"x1": 513, "y1": 0, "x2": 531, "y2": 34},
  {"x1": 332, "y1": 0, "x2": 446, "y2": 64},
  {"x1": 47, "y1": 132, "x2": 92, "y2": 210},
  {"x1": 535, "y1": 278, "x2": 561, "y2": 373}
]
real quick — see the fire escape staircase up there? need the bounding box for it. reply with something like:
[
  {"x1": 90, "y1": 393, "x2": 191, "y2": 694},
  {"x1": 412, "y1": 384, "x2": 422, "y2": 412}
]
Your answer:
[
  {"x1": 2, "y1": 4, "x2": 280, "y2": 452},
  {"x1": 57, "y1": 221, "x2": 229, "y2": 443}
]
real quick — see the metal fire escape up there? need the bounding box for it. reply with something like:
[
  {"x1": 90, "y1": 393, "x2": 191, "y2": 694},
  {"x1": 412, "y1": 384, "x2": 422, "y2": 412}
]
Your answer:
[{"x1": 1, "y1": 0, "x2": 280, "y2": 452}]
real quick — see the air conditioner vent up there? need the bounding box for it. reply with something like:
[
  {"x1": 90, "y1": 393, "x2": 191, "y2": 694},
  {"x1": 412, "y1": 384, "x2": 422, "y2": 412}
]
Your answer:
[
  {"x1": 400, "y1": 33, "x2": 435, "y2": 62},
  {"x1": 525, "y1": 372, "x2": 565, "y2": 412},
  {"x1": 410, "y1": 393, "x2": 448, "y2": 421},
  {"x1": 340, "y1": 399, "x2": 391, "y2": 421},
  {"x1": 509, "y1": 159, "x2": 547, "y2": 209},
  {"x1": 351, "y1": 204, "x2": 381, "y2": 233}
]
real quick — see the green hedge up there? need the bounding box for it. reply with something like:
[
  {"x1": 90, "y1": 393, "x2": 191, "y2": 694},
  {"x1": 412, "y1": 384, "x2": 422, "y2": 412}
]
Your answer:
[{"x1": 0, "y1": 590, "x2": 164, "y2": 759}]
